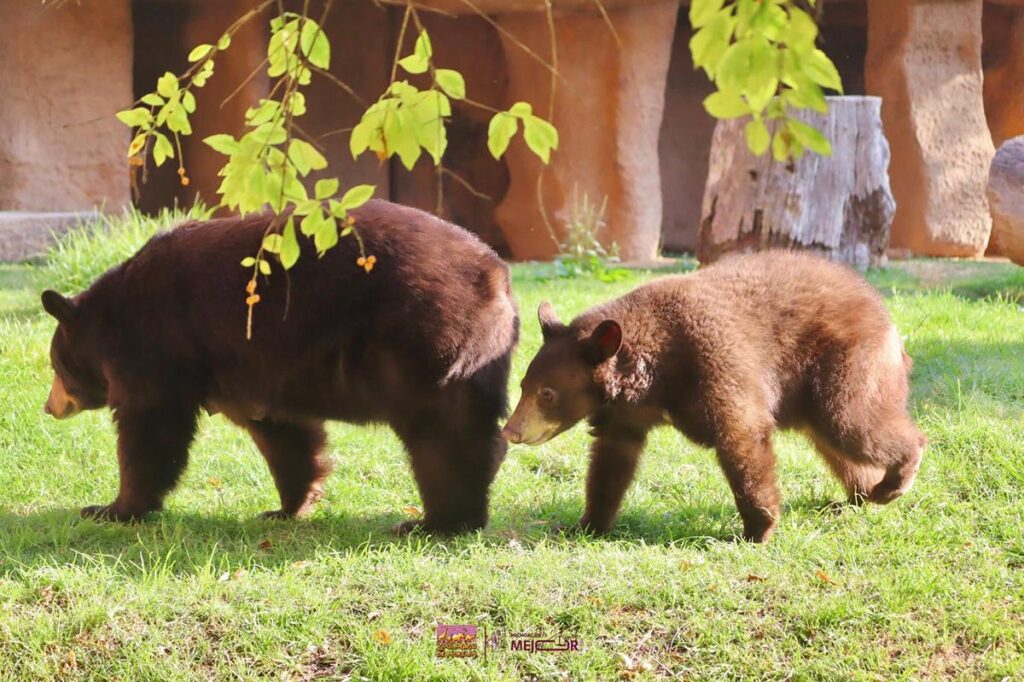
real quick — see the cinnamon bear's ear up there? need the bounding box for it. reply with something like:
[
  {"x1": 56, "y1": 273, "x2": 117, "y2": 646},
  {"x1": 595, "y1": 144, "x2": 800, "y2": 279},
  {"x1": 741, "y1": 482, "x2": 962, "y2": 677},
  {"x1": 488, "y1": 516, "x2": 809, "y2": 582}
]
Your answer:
[
  {"x1": 584, "y1": 319, "x2": 622, "y2": 364},
  {"x1": 41, "y1": 290, "x2": 76, "y2": 323},
  {"x1": 538, "y1": 301, "x2": 567, "y2": 340}
]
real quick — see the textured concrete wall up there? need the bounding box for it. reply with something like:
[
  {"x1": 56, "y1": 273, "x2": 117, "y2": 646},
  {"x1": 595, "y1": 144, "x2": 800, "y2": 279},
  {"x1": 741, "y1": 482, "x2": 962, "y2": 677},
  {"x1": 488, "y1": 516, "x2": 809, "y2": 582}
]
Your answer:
[
  {"x1": 0, "y1": 1, "x2": 133, "y2": 212},
  {"x1": 866, "y1": 0, "x2": 995, "y2": 256}
]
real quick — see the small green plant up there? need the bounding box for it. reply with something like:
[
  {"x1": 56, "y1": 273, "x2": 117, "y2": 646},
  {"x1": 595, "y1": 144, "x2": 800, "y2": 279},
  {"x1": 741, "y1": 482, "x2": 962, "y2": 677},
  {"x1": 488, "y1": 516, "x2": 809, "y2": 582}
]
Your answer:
[
  {"x1": 553, "y1": 189, "x2": 631, "y2": 283},
  {"x1": 40, "y1": 205, "x2": 207, "y2": 294}
]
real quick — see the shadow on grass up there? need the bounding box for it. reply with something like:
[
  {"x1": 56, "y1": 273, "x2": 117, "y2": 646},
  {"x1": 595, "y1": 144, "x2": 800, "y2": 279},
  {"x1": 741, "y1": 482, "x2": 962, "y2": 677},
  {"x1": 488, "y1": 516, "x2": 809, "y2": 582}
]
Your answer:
[{"x1": 0, "y1": 492, "x2": 856, "y2": 578}]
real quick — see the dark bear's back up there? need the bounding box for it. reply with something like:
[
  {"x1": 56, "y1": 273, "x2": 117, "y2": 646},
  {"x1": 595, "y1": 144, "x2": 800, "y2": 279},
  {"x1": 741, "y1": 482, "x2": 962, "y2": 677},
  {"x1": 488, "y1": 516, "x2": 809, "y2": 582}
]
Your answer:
[{"x1": 96, "y1": 200, "x2": 518, "y2": 424}]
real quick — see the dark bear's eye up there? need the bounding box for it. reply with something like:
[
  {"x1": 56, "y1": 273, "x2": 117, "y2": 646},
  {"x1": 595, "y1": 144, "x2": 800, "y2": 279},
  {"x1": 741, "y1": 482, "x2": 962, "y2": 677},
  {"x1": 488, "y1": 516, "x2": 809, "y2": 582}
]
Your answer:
[{"x1": 538, "y1": 388, "x2": 556, "y2": 405}]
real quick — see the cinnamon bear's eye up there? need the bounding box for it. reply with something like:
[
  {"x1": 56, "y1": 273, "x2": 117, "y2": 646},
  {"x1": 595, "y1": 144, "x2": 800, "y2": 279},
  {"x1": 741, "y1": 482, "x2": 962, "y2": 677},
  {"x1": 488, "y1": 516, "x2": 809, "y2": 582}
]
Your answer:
[{"x1": 538, "y1": 388, "x2": 556, "y2": 405}]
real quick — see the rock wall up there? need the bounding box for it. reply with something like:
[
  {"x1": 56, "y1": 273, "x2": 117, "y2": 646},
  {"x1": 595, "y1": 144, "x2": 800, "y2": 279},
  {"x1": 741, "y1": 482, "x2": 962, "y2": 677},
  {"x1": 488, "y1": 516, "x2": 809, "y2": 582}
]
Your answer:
[
  {"x1": 983, "y1": 2, "x2": 1024, "y2": 146},
  {"x1": 866, "y1": 0, "x2": 995, "y2": 256},
  {"x1": 0, "y1": 1, "x2": 133, "y2": 212},
  {"x1": 494, "y1": 1, "x2": 678, "y2": 262}
]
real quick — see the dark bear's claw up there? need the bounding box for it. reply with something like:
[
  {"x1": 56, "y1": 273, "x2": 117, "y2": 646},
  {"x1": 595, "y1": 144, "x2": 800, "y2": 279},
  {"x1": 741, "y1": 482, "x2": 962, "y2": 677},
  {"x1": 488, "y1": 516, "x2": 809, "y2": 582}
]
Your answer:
[{"x1": 80, "y1": 504, "x2": 147, "y2": 523}]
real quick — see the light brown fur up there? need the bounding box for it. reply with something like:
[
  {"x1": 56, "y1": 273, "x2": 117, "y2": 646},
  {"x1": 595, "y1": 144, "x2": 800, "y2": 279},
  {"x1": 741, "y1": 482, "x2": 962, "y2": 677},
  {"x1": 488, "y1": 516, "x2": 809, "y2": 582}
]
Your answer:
[{"x1": 503, "y1": 251, "x2": 925, "y2": 542}]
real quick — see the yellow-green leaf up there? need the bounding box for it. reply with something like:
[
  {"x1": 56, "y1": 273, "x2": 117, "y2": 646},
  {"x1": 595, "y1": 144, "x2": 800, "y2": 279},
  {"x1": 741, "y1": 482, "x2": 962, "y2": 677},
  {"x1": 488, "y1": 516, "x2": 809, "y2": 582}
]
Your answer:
[
  {"x1": 152, "y1": 132, "x2": 175, "y2": 166},
  {"x1": 116, "y1": 107, "x2": 152, "y2": 128},
  {"x1": 703, "y1": 91, "x2": 750, "y2": 119},
  {"x1": 435, "y1": 69, "x2": 465, "y2": 100},
  {"x1": 188, "y1": 44, "x2": 213, "y2": 63},
  {"x1": 338, "y1": 184, "x2": 375, "y2": 212},
  {"x1": 689, "y1": 0, "x2": 726, "y2": 29},
  {"x1": 744, "y1": 118, "x2": 771, "y2": 155},
  {"x1": 487, "y1": 112, "x2": 518, "y2": 160},
  {"x1": 157, "y1": 72, "x2": 179, "y2": 98},
  {"x1": 280, "y1": 217, "x2": 300, "y2": 269}
]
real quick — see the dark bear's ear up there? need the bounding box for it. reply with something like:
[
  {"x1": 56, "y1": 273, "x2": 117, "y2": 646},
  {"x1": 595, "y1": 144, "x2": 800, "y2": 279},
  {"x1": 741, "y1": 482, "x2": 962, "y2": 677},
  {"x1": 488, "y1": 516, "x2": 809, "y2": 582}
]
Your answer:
[
  {"x1": 538, "y1": 301, "x2": 567, "y2": 340},
  {"x1": 585, "y1": 319, "x2": 622, "y2": 364},
  {"x1": 41, "y1": 290, "x2": 76, "y2": 323}
]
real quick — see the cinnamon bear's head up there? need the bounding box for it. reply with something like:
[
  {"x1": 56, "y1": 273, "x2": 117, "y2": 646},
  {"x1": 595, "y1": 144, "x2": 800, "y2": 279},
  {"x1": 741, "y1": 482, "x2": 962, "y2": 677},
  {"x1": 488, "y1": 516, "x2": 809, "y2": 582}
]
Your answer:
[
  {"x1": 501, "y1": 302, "x2": 621, "y2": 445},
  {"x1": 41, "y1": 290, "x2": 107, "y2": 419}
]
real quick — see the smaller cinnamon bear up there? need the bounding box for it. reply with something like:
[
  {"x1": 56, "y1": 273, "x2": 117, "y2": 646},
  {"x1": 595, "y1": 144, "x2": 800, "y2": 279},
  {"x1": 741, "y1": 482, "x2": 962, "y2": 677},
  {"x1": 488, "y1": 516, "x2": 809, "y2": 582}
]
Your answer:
[{"x1": 501, "y1": 251, "x2": 925, "y2": 542}]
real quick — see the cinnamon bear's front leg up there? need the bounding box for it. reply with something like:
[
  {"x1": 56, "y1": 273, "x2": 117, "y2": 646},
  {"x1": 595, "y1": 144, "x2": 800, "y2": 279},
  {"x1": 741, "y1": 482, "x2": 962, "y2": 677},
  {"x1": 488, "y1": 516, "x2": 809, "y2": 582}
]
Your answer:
[
  {"x1": 81, "y1": 405, "x2": 198, "y2": 522},
  {"x1": 576, "y1": 427, "x2": 648, "y2": 534}
]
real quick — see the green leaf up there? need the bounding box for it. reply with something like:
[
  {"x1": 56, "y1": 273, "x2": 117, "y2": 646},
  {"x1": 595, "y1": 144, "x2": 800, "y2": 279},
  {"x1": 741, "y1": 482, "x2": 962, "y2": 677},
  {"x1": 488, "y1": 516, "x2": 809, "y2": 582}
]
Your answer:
[
  {"x1": 280, "y1": 217, "x2": 300, "y2": 269},
  {"x1": 772, "y1": 129, "x2": 790, "y2": 161},
  {"x1": 338, "y1": 184, "x2": 375, "y2": 212},
  {"x1": 787, "y1": 7, "x2": 818, "y2": 44},
  {"x1": 689, "y1": 0, "x2": 726, "y2": 29},
  {"x1": 141, "y1": 93, "x2": 165, "y2": 106},
  {"x1": 218, "y1": 33, "x2": 231, "y2": 50},
  {"x1": 385, "y1": 109, "x2": 421, "y2": 170},
  {"x1": 188, "y1": 44, "x2": 213, "y2": 63},
  {"x1": 435, "y1": 69, "x2": 465, "y2": 100},
  {"x1": 398, "y1": 53, "x2": 428, "y2": 75},
  {"x1": 258, "y1": 259, "x2": 272, "y2": 276},
  {"x1": 703, "y1": 91, "x2": 750, "y2": 119},
  {"x1": 152, "y1": 132, "x2": 175, "y2": 166},
  {"x1": 314, "y1": 215, "x2": 339, "y2": 256},
  {"x1": 262, "y1": 233, "x2": 283, "y2": 254},
  {"x1": 288, "y1": 139, "x2": 327, "y2": 176},
  {"x1": 689, "y1": 10, "x2": 734, "y2": 76},
  {"x1": 523, "y1": 115, "x2": 559, "y2": 164},
  {"x1": 182, "y1": 91, "x2": 197, "y2": 114},
  {"x1": 165, "y1": 106, "x2": 192, "y2": 135},
  {"x1": 786, "y1": 119, "x2": 831, "y2": 155},
  {"x1": 744, "y1": 118, "x2": 771, "y2": 155},
  {"x1": 299, "y1": 19, "x2": 330, "y2": 69},
  {"x1": 315, "y1": 178, "x2": 339, "y2": 200},
  {"x1": 487, "y1": 112, "x2": 518, "y2": 159},
  {"x1": 716, "y1": 37, "x2": 755, "y2": 93},
  {"x1": 116, "y1": 107, "x2": 152, "y2": 128},
  {"x1": 349, "y1": 121, "x2": 373, "y2": 158},
  {"x1": 241, "y1": 256, "x2": 256, "y2": 267},
  {"x1": 157, "y1": 72, "x2": 180, "y2": 99},
  {"x1": 204, "y1": 134, "x2": 240, "y2": 155},
  {"x1": 508, "y1": 101, "x2": 533, "y2": 117},
  {"x1": 300, "y1": 210, "x2": 322, "y2": 237},
  {"x1": 802, "y1": 48, "x2": 843, "y2": 93}
]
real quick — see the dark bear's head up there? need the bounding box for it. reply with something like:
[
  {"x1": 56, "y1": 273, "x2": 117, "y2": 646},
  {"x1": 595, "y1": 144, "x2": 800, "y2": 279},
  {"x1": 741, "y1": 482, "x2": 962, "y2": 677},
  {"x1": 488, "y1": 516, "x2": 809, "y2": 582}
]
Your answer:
[
  {"x1": 41, "y1": 290, "x2": 107, "y2": 419},
  {"x1": 501, "y1": 302, "x2": 621, "y2": 445}
]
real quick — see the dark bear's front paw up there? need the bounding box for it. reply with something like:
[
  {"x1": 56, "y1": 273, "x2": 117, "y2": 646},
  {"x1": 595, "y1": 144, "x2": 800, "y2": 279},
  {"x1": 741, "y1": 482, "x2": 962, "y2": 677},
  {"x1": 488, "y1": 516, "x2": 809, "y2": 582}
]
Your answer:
[
  {"x1": 260, "y1": 509, "x2": 298, "y2": 520},
  {"x1": 392, "y1": 518, "x2": 485, "y2": 536},
  {"x1": 80, "y1": 504, "x2": 148, "y2": 523},
  {"x1": 392, "y1": 519, "x2": 424, "y2": 536},
  {"x1": 554, "y1": 518, "x2": 609, "y2": 536}
]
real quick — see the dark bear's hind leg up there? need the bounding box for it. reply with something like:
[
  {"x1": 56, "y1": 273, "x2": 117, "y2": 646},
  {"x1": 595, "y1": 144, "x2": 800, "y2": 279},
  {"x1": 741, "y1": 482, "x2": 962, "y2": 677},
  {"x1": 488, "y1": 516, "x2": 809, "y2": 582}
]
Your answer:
[
  {"x1": 395, "y1": 417, "x2": 506, "y2": 536},
  {"x1": 246, "y1": 419, "x2": 332, "y2": 519},
  {"x1": 82, "y1": 406, "x2": 198, "y2": 522}
]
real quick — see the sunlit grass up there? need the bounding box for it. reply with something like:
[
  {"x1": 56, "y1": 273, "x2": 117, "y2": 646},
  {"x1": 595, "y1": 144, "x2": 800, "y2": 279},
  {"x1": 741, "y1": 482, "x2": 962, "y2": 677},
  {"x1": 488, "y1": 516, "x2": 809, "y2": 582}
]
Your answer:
[{"x1": 1, "y1": 221, "x2": 1021, "y2": 679}]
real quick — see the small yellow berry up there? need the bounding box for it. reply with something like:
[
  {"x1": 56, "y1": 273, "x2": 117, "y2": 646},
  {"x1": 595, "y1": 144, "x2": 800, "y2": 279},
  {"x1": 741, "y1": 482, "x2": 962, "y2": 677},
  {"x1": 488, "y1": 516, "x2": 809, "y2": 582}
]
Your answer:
[
  {"x1": 177, "y1": 167, "x2": 186, "y2": 176},
  {"x1": 246, "y1": 294, "x2": 261, "y2": 305},
  {"x1": 245, "y1": 280, "x2": 256, "y2": 294},
  {"x1": 364, "y1": 261, "x2": 374, "y2": 273},
  {"x1": 357, "y1": 256, "x2": 366, "y2": 267},
  {"x1": 181, "y1": 176, "x2": 190, "y2": 187}
]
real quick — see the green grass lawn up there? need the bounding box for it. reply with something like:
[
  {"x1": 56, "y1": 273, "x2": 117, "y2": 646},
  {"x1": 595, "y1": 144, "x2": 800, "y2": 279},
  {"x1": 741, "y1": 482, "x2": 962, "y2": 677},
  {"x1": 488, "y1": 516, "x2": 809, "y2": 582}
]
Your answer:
[{"x1": 1, "y1": 220, "x2": 1023, "y2": 679}]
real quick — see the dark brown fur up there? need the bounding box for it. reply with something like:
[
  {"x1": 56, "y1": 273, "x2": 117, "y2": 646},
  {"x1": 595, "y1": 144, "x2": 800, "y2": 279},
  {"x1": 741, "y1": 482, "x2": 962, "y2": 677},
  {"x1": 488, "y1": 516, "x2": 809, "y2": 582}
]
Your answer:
[
  {"x1": 42, "y1": 200, "x2": 519, "y2": 534},
  {"x1": 503, "y1": 251, "x2": 925, "y2": 542}
]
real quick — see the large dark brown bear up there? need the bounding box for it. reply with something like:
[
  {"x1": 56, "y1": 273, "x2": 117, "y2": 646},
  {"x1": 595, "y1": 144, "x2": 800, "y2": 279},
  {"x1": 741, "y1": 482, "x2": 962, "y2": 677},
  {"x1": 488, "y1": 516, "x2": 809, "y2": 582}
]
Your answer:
[
  {"x1": 501, "y1": 251, "x2": 925, "y2": 542},
  {"x1": 41, "y1": 200, "x2": 519, "y2": 534}
]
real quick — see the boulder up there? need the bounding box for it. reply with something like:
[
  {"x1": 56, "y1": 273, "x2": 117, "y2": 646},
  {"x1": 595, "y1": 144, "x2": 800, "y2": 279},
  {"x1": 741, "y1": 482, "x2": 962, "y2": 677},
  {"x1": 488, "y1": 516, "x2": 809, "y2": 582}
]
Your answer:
[
  {"x1": 987, "y1": 136, "x2": 1024, "y2": 265},
  {"x1": 865, "y1": 0, "x2": 995, "y2": 256}
]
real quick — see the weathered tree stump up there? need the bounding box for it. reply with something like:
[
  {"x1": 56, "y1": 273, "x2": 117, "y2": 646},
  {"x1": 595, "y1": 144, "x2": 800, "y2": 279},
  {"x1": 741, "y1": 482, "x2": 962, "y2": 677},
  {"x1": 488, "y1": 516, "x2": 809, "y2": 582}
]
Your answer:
[{"x1": 698, "y1": 96, "x2": 895, "y2": 270}]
